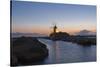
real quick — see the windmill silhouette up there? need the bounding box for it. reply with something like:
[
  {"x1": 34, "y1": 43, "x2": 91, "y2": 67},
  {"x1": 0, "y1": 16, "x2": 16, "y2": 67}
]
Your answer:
[
  {"x1": 50, "y1": 22, "x2": 58, "y2": 34},
  {"x1": 53, "y1": 24, "x2": 57, "y2": 33}
]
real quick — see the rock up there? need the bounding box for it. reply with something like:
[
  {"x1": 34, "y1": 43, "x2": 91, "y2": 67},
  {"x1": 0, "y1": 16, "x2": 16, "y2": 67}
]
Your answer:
[
  {"x1": 50, "y1": 32, "x2": 70, "y2": 40},
  {"x1": 11, "y1": 55, "x2": 18, "y2": 66},
  {"x1": 11, "y1": 37, "x2": 48, "y2": 66}
]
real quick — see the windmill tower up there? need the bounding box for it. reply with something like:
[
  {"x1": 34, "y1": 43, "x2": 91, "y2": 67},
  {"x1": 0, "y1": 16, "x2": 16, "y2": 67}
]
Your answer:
[
  {"x1": 50, "y1": 22, "x2": 58, "y2": 34},
  {"x1": 53, "y1": 24, "x2": 57, "y2": 34}
]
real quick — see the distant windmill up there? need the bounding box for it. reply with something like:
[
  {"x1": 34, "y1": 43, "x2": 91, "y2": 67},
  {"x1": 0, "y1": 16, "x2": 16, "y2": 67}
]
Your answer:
[{"x1": 50, "y1": 22, "x2": 58, "y2": 34}]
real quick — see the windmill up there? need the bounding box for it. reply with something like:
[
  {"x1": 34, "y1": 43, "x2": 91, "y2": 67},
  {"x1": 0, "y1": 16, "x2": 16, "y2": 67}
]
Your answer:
[{"x1": 50, "y1": 22, "x2": 58, "y2": 34}]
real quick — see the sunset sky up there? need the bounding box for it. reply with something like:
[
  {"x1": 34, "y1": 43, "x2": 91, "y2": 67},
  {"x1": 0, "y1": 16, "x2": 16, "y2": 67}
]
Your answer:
[{"x1": 12, "y1": 1, "x2": 96, "y2": 35}]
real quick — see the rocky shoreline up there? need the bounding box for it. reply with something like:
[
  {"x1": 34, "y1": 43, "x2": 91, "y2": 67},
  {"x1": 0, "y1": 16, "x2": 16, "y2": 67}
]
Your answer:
[
  {"x1": 50, "y1": 32, "x2": 96, "y2": 45},
  {"x1": 51, "y1": 36, "x2": 96, "y2": 46},
  {"x1": 11, "y1": 37, "x2": 48, "y2": 66}
]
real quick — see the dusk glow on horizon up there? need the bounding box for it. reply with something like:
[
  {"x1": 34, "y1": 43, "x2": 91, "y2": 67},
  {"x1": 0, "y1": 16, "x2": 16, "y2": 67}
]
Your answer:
[{"x1": 12, "y1": 1, "x2": 96, "y2": 35}]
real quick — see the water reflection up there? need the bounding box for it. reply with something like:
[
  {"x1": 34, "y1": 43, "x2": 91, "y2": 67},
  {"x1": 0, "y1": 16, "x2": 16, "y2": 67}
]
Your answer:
[
  {"x1": 52, "y1": 41, "x2": 60, "y2": 63},
  {"x1": 44, "y1": 41, "x2": 59, "y2": 64},
  {"x1": 78, "y1": 45, "x2": 96, "y2": 61},
  {"x1": 38, "y1": 39, "x2": 96, "y2": 64}
]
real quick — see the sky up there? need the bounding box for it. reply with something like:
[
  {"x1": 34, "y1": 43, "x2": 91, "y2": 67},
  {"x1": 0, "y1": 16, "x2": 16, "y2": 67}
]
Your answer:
[{"x1": 11, "y1": 1, "x2": 96, "y2": 35}]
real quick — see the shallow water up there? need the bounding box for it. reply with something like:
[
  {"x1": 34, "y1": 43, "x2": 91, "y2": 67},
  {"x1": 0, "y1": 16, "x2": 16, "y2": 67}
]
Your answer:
[{"x1": 38, "y1": 39, "x2": 96, "y2": 64}]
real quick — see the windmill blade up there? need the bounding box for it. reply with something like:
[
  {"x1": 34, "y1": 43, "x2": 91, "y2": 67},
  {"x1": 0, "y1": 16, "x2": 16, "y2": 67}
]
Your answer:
[
  {"x1": 49, "y1": 26, "x2": 53, "y2": 29},
  {"x1": 52, "y1": 21, "x2": 57, "y2": 26},
  {"x1": 50, "y1": 23, "x2": 56, "y2": 28}
]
